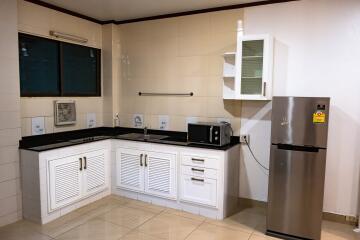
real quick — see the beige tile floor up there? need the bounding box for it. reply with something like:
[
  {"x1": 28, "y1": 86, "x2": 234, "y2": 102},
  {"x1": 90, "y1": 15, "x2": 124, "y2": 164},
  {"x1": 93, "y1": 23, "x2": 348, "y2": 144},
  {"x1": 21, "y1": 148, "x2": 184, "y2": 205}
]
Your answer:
[{"x1": 0, "y1": 195, "x2": 358, "y2": 240}]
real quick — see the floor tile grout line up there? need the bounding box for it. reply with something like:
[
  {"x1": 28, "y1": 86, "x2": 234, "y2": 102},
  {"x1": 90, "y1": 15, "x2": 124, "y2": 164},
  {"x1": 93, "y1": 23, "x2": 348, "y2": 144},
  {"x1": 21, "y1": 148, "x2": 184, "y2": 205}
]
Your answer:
[
  {"x1": 204, "y1": 220, "x2": 254, "y2": 235},
  {"x1": 122, "y1": 207, "x2": 168, "y2": 239},
  {"x1": 50, "y1": 202, "x2": 128, "y2": 239},
  {"x1": 183, "y1": 219, "x2": 207, "y2": 240}
]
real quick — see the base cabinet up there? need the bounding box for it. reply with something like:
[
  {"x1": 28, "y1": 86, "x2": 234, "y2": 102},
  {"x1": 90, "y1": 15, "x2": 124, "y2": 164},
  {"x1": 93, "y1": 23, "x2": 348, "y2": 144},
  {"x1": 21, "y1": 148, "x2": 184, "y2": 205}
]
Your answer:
[
  {"x1": 116, "y1": 147, "x2": 177, "y2": 200},
  {"x1": 180, "y1": 175, "x2": 217, "y2": 207},
  {"x1": 144, "y1": 151, "x2": 176, "y2": 199},
  {"x1": 48, "y1": 148, "x2": 110, "y2": 211},
  {"x1": 20, "y1": 140, "x2": 112, "y2": 224},
  {"x1": 48, "y1": 155, "x2": 83, "y2": 211},
  {"x1": 116, "y1": 148, "x2": 144, "y2": 192}
]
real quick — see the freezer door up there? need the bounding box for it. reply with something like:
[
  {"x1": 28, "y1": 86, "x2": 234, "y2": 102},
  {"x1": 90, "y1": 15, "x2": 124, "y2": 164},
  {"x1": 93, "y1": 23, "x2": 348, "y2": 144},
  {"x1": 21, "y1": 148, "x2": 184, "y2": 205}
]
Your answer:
[
  {"x1": 267, "y1": 144, "x2": 326, "y2": 240},
  {"x1": 271, "y1": 96, "x2": 330, "y2": 148}
]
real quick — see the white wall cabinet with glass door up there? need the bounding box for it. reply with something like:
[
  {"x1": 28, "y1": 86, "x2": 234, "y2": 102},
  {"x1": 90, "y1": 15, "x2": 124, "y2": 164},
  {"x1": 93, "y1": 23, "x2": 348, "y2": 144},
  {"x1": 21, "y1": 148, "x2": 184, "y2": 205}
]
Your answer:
[{"x1": 223, "y1": 24, "x2": 273, "y2": 100}]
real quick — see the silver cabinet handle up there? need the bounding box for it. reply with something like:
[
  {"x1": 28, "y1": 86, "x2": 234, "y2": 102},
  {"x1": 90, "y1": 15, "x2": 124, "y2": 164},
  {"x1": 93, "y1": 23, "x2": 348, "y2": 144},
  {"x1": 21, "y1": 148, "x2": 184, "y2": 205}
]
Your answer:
[
  {"x1": 191, "y1": 158, "x2": 204, "y2": 162},
  {"x1": 83, "y1": 157, "x2": 87, "y2": 170},
  {"x1": 144, "y1": 154, "x2": 148, "y2": 167},
  {"x1": 209, "y1": 126, "x2": 213, "y2": 143},
  {"x1": 140, "y1": 154, "x2": 143, "y2": 166},
  {"x1": 191, "y1": 177, "x2": 204, "y2": 182},
  {"x1": 263, "y1": 82, "x2": 267, "y2": 97},
  {"x1": 191, "y1": 168, "x2": 204, "y2": 172},
  {"x1": 79, "y1": 158, "x2": 82, "y2": 171}
]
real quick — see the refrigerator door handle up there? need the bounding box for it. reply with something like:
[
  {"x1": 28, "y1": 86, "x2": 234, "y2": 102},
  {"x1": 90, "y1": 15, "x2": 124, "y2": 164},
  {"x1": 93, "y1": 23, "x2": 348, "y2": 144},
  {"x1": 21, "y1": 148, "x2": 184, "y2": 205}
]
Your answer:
[{"x1": 276, "y1": 144, "x2": 320, "y2": 152}]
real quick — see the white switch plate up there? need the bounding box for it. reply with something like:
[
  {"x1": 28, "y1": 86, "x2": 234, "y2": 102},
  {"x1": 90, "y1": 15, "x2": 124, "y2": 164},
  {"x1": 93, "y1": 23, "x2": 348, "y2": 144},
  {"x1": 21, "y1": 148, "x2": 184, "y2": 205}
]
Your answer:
[
  {"x1": 86, "y1": 113, "x2": 96, "y2": 128},
  {"x1": 31, "y1": 117, "x2": 45, "y2": 135},
  {"x1": 133, "y1": 114, "x2": 144, "y2": 128},
  {"x1": 158, "y1": 115, "x2": 169, "y2": 130}
]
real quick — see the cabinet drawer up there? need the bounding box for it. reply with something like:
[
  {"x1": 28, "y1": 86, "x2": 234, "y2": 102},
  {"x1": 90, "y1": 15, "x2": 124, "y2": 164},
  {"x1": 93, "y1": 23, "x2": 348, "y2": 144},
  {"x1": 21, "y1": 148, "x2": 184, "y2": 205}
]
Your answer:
[
  {"x1": 180, "y1": 175, "x2": 217, "y2": 207},
  {"x1": 181, "y1": 165, "x2": 217, "y2": 179},
  {"x1": 181, "y1": 154, "x2": 219, "y2": 170}
]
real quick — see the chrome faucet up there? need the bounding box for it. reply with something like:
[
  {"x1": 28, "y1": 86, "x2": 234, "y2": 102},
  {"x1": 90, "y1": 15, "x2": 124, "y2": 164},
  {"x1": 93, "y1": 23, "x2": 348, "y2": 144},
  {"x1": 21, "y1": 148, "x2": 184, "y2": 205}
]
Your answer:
[{"x1": 144, "y1": 126, "x2": 148, "y2": 136}]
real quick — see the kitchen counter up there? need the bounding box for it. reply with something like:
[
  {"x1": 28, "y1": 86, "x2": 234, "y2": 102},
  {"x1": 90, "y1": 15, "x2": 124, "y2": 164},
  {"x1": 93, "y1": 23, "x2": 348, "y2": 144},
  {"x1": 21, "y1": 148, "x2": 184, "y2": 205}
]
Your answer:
[{"x1": 19, "y1": 127, "x2": 240, "y2": 152}]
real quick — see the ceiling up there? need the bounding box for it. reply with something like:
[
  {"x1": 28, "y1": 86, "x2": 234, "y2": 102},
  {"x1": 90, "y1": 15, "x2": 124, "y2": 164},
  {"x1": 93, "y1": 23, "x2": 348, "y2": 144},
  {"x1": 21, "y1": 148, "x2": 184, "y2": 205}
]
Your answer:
[{"x1": 40, "y1": 0, "x2": 269, "y2": 22}]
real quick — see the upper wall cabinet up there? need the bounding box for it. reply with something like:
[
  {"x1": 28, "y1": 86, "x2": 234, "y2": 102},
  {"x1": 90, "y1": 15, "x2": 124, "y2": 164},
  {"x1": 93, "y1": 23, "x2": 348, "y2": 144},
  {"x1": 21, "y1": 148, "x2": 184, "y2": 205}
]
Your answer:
[{"x1": 223, "y1": 23, "x2": 273, "y2": 100}]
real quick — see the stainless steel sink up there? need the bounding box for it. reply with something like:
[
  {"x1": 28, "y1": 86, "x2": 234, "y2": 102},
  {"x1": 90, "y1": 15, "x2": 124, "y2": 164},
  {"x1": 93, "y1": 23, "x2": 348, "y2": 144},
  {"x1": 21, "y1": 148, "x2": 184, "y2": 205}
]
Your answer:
[{"x1": 116, "y1": 133, "x2": 168, "y2": 141}]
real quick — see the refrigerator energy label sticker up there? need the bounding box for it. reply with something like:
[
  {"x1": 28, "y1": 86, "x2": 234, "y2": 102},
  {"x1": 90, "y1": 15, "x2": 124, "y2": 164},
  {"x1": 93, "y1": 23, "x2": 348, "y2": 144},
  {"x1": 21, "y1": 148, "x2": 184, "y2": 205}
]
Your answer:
[{"x1": 313, "y1": 111, "x2": 326, "y2": 123}]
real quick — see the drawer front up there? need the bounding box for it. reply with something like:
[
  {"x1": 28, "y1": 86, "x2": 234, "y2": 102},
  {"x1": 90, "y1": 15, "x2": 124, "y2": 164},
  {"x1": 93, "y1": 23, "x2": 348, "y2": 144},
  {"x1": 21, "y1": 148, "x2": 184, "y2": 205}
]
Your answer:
[
  {"x1": 181, "y1": 154, "x2": 219, "y2": 170},
  {"x1": 181, "y1": 165, "x2": 217, "y2": 179},
  {"x1": 180, "y1": 175, "x2": 217, "y2": 207}
]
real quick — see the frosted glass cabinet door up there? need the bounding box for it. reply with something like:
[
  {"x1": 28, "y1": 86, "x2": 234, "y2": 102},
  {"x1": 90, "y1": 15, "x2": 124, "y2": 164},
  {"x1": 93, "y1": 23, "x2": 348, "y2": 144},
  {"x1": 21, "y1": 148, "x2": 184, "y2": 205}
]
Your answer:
[
  {"x1": 235, "y1": 34, "x2": 273, "y2": 100},
  {"x1": 241, "y1": 40, "x2": 264, "y2": 95}
]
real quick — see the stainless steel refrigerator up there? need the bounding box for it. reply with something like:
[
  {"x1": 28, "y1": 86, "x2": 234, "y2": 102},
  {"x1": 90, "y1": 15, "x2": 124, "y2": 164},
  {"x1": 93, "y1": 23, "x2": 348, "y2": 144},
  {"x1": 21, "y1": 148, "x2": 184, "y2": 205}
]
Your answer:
[{"x1": 267, "y1": 96, "x2": 330, "y2": 240}]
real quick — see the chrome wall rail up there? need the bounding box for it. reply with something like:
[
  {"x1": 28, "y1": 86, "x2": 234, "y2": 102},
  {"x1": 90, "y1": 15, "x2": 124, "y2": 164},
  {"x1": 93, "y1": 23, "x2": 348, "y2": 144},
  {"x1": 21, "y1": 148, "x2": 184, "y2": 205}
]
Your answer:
[{"x1": 138, "y1": 92, "x2": 193, "y2": 96}]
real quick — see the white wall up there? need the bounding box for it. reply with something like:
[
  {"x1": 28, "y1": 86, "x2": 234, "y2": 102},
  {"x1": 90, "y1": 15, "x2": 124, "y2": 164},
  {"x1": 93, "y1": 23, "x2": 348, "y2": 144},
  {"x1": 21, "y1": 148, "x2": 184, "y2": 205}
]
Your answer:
[
  {"x1": 240, "y1": 0, "x2": 360, "y2": 216},
  {"x1": 0, "y1": 0, "x2": 22, "y2": 227}
]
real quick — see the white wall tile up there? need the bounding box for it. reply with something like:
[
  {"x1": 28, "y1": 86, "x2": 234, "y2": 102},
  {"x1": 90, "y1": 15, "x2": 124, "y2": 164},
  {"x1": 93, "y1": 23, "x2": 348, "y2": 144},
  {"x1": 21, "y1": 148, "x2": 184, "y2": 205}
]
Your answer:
[
  {"x1": 0, "y1": 162, "x2": 19, "y2": 183},
  {"x1": 0, "y1": 180, "x2": 17, "y2": 200},
  {"x1": 0, "y1": 195, "x2": 19, "y2": 217}
]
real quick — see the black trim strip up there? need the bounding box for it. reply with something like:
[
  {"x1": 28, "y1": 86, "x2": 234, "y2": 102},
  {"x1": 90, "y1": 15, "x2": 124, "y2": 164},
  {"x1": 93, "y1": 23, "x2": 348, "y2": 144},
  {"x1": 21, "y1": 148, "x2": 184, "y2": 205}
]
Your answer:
[
  {"x1": 25, "y1": 0, "x2": 299, "y2": 25},
  {"x1": 275, "y1": 144, "x2": 322, "y2": 152},
  {"x1": 266, "y1": 230, "x2": 313, "y2": 240}
]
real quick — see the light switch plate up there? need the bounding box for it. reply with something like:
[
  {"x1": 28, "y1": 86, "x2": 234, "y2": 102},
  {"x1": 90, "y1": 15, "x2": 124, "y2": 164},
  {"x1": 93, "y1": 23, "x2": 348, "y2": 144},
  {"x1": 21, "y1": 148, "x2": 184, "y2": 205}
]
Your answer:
[
  {"x1": 133, "y1": 114, "x2": 144, "y2": 128},
  {"x1": 158, "y1": 115, "x2": 169, "y2": 130},
  {"x1": 31, "y1": 117, "x2": 45, "y2": 135},
  {"x1": 86, "y1": 113, "x2": 96, "y2": 128}
]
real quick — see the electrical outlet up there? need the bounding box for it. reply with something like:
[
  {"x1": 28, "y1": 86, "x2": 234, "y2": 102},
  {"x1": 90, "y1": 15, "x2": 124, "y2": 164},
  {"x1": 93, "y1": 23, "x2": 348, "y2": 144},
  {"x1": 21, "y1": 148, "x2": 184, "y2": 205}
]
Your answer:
[{"x1": 240, "y1": 134, "x2": 250, "y2": 144}]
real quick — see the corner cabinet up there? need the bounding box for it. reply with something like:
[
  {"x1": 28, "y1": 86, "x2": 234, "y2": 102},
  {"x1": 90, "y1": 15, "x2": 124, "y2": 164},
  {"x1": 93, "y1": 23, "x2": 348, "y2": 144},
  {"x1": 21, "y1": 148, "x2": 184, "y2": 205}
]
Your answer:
[
  {"x1": 223, "y1": 23, "x2": 273, "y2": 100},
  {"x1": 116, "y1": 147, "x2": 177, "y2": 200},
  {"x1": 48, "y1": 148, "x2": 110, "y2": 211},
  {"x1": 20, "y1": 140, "x2": 111, "y2": 224}
]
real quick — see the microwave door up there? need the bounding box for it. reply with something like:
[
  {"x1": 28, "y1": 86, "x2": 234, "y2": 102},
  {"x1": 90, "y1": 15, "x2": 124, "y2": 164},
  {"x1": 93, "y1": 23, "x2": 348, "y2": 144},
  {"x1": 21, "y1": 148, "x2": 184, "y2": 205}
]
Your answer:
[{"x1": 188, "y1": 125, "x2": 212, "y2": 144}]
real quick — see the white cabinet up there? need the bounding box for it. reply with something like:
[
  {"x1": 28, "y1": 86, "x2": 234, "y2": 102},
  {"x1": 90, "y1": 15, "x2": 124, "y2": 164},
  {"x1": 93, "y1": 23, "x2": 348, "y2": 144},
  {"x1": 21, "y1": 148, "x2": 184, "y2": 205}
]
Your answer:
[
  {"x1": 223, "y1": 21, "x2": 273, "y2": 100},
  {"x1": 180, "y1": 153, "x2": 219, "y2": 208},
  {"x1": 144, "y1": 151, "x2": 176, "y2": 199},
  {"x1": 48, "y1": 155, "x2": 83, "y2": 211},
  {"x1": 116, "y1": 147, "x2": 177, "y2": 200},
  {"x1": 235, "y1": 34, "x2": 273, "y2": 100},
  {"x1": 83, "y1": 149, "x2": 109, "y2": 196},
  {"x1": 116, "y1": 148, "x2": 144, "y2": 192},
  {"x1": 48, "y1": 148, "x2": 110, "y2": 211},
  {"x1": 180, "y1": 175, "x2": 217, "y2": 207}
]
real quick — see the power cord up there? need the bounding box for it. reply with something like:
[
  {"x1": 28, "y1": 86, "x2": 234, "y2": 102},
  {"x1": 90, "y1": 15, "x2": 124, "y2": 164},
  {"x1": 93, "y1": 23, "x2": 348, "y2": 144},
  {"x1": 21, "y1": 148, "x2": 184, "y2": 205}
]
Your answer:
[{"x1": 244, "y1": 138, "x2": 269, "y2": 171}]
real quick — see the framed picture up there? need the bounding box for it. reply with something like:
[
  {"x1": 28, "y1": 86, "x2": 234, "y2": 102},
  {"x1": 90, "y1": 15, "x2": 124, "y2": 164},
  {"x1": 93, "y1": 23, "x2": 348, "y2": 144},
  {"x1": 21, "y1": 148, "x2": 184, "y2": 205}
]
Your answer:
[{"x1": 54, "y1": 100, "x2": 76, "y2": 126}]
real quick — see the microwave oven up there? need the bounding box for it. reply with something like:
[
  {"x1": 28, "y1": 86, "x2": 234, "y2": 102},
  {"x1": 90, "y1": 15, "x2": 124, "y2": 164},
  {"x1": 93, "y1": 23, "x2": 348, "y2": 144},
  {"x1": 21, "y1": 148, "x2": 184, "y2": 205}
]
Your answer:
[{"x1": 188, "y1": 122, "x2": 232, "y2": 146}]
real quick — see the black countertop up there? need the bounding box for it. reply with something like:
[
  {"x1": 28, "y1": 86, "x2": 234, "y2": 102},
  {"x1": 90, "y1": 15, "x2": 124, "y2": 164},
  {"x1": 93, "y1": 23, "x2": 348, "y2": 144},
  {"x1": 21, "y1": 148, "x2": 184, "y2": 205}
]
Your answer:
[{"x1": 19, "y1": 127, "x2": 240, "y2": 152}]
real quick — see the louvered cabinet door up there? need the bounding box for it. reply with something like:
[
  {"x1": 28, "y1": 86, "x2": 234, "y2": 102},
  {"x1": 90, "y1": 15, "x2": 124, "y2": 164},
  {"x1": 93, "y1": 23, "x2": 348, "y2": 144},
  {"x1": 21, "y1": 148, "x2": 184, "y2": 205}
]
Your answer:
[
  {"x1": 82, "y1": 149, "x2": 109, "y2": 197},
  {"x1": 144, "y1": 151, "x2": 177, "y2": 199},
  {"x1": 48, "y1": 155, "x2": 82, "y2": 211},
  {"x1": 116, "y1": 148, "x2": 144, "y2": 192}
]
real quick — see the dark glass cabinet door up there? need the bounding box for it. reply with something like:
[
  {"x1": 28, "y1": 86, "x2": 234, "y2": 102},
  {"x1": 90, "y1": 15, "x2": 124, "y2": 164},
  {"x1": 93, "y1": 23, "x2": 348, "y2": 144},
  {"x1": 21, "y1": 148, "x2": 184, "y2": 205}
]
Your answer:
[
  {"x1": 19, "y1": 34, "x2": 60, "y2": 96},
  {"x1": 61, "y1": 43, "x2": 100, "y2": 96}
]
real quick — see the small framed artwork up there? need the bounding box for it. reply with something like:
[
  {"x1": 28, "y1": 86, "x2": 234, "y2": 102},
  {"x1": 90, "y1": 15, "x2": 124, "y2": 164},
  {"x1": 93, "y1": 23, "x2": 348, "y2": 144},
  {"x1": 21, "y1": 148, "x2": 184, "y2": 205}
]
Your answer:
[{"x1": 54, "y1": 100, "x2": 76, "y2": 126}]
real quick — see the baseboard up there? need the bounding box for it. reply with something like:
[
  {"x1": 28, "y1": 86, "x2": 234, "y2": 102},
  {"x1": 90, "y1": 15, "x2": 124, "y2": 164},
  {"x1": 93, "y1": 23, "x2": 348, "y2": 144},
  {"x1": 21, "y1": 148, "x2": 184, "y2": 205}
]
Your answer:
[
  {"x1": 238, "y1": 197, "x2": 358, "y2": 226},
  {"x1": 239, "y1": 197, "x2": 267, "y2": 210},
  {"x1": 323, "y1": 212, "x2": 358, "y2": 226}
]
